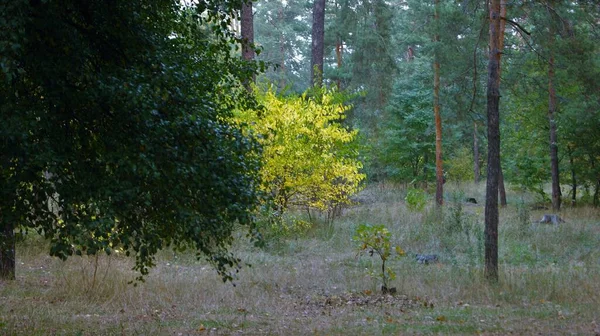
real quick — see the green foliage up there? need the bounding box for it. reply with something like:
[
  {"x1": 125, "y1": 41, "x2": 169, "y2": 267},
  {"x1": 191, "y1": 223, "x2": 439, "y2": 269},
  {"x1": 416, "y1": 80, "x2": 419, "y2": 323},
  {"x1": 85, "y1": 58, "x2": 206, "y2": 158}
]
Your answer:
[
  {"x1": 235, "y1": 85, "x2": 365, "y2": 229},
  {"x1": 405, "y1": 188, "x2": 428, "y2": 212},
  {"x1": 253, "y1": 0, "x2": 312, "y2": 93},
  {"x1": 354, "y1": 224, "x2": 405, "y2": 290},
  {"x1": 256, "y1": 209, "x2": 313, "y2": 241},
  {"x1": 446, "y1": 147, "x2": 475, "y2": 183},
  {"x1": 381, "y1": 57, "x2": 435, "y2": 183},
  {"x1": 1, "y1": 0, "x2": 263, "y2": 281},
  {"x1": 445, "y1": 191, "x2": 465, "y2": 235},
  {"x1": 516, "y1": 198, "x2": 531, "y2": 236}
]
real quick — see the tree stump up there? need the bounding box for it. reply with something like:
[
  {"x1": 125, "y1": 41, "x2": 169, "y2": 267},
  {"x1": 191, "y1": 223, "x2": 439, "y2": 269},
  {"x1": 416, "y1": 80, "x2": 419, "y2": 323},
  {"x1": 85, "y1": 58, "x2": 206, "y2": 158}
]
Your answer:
[
  {"x1": 415, "y1": 254, "x2": 439, "y2": 264},
  {"x1": 539, "y1": 214, "x2": 564, "y2": 224}
]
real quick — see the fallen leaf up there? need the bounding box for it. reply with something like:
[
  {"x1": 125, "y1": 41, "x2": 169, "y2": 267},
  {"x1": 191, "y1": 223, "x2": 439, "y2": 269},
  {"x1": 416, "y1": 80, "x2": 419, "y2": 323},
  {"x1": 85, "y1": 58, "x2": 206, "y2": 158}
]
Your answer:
[
  {"x1": 436, "y1": 315, "x2": 447, "y2": 322},
  {"x1": 198, "y1": 325, "x2": 206, "y2": 332}
]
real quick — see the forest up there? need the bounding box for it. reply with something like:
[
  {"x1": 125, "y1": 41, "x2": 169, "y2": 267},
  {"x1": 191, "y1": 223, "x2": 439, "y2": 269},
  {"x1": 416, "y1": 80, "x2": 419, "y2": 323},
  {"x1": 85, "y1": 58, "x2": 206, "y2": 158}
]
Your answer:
[{"x1": 1, "y1": 0, "x2": 599, "y2": 334}]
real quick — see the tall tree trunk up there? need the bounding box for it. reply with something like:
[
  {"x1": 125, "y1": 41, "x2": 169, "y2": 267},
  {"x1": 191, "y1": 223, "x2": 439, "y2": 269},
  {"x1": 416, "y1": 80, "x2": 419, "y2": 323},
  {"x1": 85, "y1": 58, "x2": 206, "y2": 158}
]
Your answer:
[
  {"x1": 497, "y1": 0, "x2": 507, "y2": 207},
  {"x1": 548, "y1": 47, "x2": 561, "y2": 211},
  {"x1": 568, "y1": 146, "x2": 576, "y2": 206},
  {"x1": 474, "y1": 121, "x2": 480, "y2": 184},
  {"x1": 0, "y1": 219, "x2": 16, "y2": 280},
  {"x1": 485, "y1": 0, "x2": 502, "y2": 282},
  {"x1": 241, "y1": 1, "x2": 255, "y2": 91},
  {"x1": 594, "y1": 179, "x2": 600, "y2": 207},
  {"x1": 499, "y1": 165, "x2": 507, "y2": 206},
  {"x1": 423, "y1": 152, "x2": 429, "y2": 190},
  {"x1": 335, "y1": 35, "x2": 343, "y2": 90},
  {"x1": 311, "y1": 0, "x2": 326, "y2": 87},
  {"x1": 433, "y1": 0, "x2": 443, "y2": 206}
]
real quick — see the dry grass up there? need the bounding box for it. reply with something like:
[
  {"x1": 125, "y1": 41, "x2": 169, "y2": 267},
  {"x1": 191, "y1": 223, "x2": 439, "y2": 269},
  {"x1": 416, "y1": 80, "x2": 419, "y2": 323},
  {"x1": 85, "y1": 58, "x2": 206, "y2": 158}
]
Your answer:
[{"x1": 1, "y1": 182, "x2": 599, "y2": 335}]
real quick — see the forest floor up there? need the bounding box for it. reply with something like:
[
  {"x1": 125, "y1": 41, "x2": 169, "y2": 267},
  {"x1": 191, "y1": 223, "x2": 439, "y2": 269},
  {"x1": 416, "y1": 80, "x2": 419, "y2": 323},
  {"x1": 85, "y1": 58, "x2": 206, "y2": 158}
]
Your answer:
[{"x1": 1, "y1": 183, "x2": 599, "y2": 335}]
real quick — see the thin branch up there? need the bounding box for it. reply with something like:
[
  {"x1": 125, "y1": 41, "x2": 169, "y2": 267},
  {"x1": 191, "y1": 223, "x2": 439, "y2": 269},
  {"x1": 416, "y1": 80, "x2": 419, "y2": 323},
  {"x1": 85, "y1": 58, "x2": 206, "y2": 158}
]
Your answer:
[{"x1": 501, "y1": 17, "x2": 531, "y2": 35}]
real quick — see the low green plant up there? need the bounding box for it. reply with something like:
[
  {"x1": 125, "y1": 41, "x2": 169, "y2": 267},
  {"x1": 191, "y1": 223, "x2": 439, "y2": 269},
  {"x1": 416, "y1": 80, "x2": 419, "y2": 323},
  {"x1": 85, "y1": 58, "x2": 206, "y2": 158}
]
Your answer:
[
  {"x1": 446, "y1": 191, "x2": 465, "y2": 234},
  {"x1": 256, "y1": 207, "x2": 313, "y2": 242},
  {"x1": 354, "y1": 224, "x2": 405, "y2": 291},
  {"x1": 516, "y1": 197, "x2": 531, "y2": 235},
  {"x1": 446, "y1": 147, "x2": 475, "y2": 182},
  {"x1": 405, "y1": 188, "x2": 427, "y2": 212}
]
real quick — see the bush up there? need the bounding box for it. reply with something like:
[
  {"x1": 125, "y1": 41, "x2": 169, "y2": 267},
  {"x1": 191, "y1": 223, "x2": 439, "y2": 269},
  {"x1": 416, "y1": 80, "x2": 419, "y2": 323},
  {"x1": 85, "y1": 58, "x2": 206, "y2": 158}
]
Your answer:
[
  {"x1": 354, "y1": 224, "x2": 405, "y2": 291},
  {"x1": 235, "y1": 85, "x2": 365, "y2": 228},
  {"x1": 405, "y1": 188, "x2": 428, "y2": 212}
]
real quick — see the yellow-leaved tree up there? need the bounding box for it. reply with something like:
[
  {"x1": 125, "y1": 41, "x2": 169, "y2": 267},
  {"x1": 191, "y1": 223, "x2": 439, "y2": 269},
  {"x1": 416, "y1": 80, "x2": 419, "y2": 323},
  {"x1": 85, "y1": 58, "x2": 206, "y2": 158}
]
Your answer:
[{"x1": 235, "y1": 86, "x2": 365, "y2": 230}]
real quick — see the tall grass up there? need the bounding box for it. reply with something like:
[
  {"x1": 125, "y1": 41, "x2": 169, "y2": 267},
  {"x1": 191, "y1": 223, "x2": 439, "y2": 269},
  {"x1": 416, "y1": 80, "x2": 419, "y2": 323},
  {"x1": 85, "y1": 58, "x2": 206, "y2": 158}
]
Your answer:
[{"x1": 1, "y1": 182, "x2": 598, "y2": 335}]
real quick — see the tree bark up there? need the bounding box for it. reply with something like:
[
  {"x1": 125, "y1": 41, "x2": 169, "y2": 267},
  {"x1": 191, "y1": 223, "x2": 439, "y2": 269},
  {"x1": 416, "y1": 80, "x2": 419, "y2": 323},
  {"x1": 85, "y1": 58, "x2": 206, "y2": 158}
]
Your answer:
[
  {"x1": 594, "y1": 179, "x2": 600, "y2": 207},
  {"x1": 474, "y1": 121, "x2": 480, "y2": 184},
  {"x1": 568, "y1": 146, "x2": 576, "y2": 206},
  {"x1": 433, "y1": 0, "x2": 443, "y2": 206},
  {"x1": 548, "y1": 50, "x2": 561, "y2": 211},
  {"x1": 497, "y1": 0, "x2": 507, "y2": 207},
  {"x1": 499, "y1": 164, "x2": 507, "y2": 206},
  {"x1": 335, "y1": 35, "x2": 343, "y2": 90},
  {"x1": 423, "y1": 152, "x2": 429, "y2": 190},
  {"x1": 0, "y1": 219, "x2": 16, "y2": 280},
  {"x1": 311, "y1": 0, "x2": 326, "y2": 87},
  {"x1": 485, "y1": 0, "x2": 502, "y2": 282},
  {"x1": 241, "y1": 1, "x2": 255, "y2": 91}
]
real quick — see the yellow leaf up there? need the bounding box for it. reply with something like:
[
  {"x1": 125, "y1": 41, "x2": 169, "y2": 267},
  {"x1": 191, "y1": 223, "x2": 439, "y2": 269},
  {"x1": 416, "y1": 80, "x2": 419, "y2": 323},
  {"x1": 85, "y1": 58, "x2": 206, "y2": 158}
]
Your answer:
[
  {"x1": 395, "y1": 246, "x2": 406, "y2": 256},
  {"x1": 198, "y1": 324, "x2": 206, "y2": 332},
  {"x1": 436, "y1": 315, "x2": 447, "y2": 322}
]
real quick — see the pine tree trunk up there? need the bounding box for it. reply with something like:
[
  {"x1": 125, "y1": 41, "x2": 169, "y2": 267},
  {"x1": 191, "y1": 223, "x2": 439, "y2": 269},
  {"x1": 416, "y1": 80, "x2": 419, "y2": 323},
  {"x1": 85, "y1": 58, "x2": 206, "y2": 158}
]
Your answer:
[
  {"x1": 335, "y1": 35, "x2": 343, "y2": 90},
  {"x1": 474, "y1": 122, "x2": 480, "y2": 184},
  {"x1": 433, "y1": 0, "x2": 443, "y2": 206},
  {"x1": 594, "y1": 179, "x2": 600, "y2": 207},
  {"x1": 499, "y1": 164, "x2": 507, "y2": 206},
  {"x1": 0, "y1": 219, "x2": 15, "y2": 280},
  {"x1": 568, "y1": 146, "x2": 576, "y2": 206},
  {"x1": 241, "y1": 1, "x2": 255, "y2": 91},
  {"x1": 311, "y1": 0, "x2": 326, "y2": 87},
  {"x1": 548, "y1": 52, "x2": 561, "y2": 211},
  {"x1": 497, "y1": 0, "x2": 507, "y2": 207},
  {"x1": 485, "y1": 0, "x2": 502, "y2": 282},
  {"x1": 423, "y1": 152, "x2": 429, "y2": 190}
]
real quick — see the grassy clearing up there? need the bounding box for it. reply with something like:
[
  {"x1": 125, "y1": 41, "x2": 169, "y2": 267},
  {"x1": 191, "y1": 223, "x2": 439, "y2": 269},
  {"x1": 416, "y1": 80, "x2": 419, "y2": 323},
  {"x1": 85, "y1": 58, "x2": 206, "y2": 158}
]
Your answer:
[{"x1": 1, "y1": 182, "x2": 599, "y2": 335}]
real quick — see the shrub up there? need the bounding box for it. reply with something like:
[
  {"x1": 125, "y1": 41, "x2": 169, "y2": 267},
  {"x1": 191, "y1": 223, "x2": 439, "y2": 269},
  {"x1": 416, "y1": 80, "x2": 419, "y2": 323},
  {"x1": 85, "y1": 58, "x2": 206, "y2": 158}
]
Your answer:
[
  {"x1": 405, "y1": 188, "x2": 428, "y2": 212},
  {"x1": 354, "y1": 224, "x2": 405, "y2": 292}
]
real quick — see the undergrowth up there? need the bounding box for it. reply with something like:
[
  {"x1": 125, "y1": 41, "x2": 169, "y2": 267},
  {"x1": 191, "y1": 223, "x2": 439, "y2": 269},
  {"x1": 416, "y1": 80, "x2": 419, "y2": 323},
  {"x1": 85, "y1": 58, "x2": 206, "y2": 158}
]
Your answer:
[{"x1": 1, "y1": 182, "x2": 599, "y2": 335}]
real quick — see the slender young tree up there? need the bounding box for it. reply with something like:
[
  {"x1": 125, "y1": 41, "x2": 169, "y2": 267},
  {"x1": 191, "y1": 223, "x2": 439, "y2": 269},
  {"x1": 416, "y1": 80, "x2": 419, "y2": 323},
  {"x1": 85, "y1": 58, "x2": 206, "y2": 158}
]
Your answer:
[
  {"x1": 0, "y1": 220, "x2": 14, "y2": 279},
  {"x1": 241, "y1": 0, "x2": 255, "y2": 90},
  {"x1": 485, "y1": 0, "x2": 502, "y2": 282},
  {"x1": 311, "y1": 0, "x2": 326, "y2": 87},
  {"x1": 546, "y1": 2, "x2": 561, "y2": 211},
  {"x1": 335, "y1": 33, "x2": 343, "y2": 90},
  {"x1": 473, "y1": 121, "x2": 480, "y2": 184},
  {"x1": 497, "y1": 0, "x2": 507, "y2": 207},
  {"x1": 433, "y1": 0, "x2": 444, "y2": 206}
]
